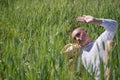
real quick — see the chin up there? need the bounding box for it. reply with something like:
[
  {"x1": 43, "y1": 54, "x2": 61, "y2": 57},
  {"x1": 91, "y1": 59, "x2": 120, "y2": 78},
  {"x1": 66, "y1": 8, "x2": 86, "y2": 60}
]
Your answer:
[{"x1": 80, "y1": 43, "x2": 86, "y2": 47}]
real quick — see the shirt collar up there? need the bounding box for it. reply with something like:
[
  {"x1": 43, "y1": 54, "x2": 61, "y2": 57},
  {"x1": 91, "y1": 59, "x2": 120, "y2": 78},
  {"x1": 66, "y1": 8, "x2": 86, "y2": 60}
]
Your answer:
[{"x1": 82, "y1": 41, "x2": 94, "y2": 52}]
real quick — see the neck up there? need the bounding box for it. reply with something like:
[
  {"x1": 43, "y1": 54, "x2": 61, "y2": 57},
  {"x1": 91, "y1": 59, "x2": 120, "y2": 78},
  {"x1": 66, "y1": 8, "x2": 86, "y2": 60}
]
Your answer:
[{"x1": 83, "y1": 37, "x2": 93, "y2": 47}]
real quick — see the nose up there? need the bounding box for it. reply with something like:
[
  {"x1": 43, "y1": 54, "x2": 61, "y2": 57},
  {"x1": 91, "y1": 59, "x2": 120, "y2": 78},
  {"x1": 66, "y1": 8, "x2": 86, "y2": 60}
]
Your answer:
[{"x1": 76, "y1": 36, "x2": 82, "y2": 41}]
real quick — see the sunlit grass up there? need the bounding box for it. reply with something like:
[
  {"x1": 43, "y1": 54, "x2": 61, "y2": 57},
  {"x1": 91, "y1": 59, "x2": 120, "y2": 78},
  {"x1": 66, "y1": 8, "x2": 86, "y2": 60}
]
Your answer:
[{"x1": 0, "y1": 0, "x2": 120, "y2": 80}]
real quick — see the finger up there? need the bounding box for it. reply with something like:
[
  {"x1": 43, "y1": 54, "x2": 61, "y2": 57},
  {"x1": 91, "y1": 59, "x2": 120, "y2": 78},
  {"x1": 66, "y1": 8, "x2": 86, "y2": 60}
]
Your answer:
[
  {"x1": 76, "y1": 16, "x2": 85, "y2": 22},
  {"x1": 84, "y1": 16, "x2": 94, "y2": 23}
]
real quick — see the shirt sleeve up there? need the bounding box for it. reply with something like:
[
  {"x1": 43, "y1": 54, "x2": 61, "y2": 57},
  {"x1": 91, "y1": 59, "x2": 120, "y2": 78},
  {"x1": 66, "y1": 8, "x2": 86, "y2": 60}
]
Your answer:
[
  {"x1": 96, "y1": 19, "x2": 118, "y2": 43},
  {"x1": 100, "y1": 19, "x2": 118, "y2": 32}
]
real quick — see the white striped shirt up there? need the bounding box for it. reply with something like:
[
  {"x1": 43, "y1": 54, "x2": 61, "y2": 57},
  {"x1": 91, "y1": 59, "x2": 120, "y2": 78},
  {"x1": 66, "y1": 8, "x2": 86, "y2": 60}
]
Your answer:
[{"x1": 81, "y1": 19, "x2": 118, "y2": 80}]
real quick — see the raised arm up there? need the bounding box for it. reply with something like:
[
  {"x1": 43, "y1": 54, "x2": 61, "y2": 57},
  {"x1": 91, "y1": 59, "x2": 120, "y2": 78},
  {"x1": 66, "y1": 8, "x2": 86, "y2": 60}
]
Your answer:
[
  {"x1": 76, "y1": 15, "x2": 102, "y2": 25},
  {"x1": 76, "y1": 15, "x2": 118, "y2": 32}
]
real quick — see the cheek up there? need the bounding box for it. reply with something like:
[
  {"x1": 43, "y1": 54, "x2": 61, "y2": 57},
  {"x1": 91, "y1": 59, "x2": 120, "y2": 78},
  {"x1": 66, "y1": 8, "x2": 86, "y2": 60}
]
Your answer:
[{"x1": 82, "y1": 32, "x2": 87, "y2": 39}]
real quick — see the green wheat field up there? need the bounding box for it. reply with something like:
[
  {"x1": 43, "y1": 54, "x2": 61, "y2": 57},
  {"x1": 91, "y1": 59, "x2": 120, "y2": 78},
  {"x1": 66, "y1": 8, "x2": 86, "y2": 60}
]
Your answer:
[{"x1": 0, "y1": 0, "x2": 120, "y2": 80}]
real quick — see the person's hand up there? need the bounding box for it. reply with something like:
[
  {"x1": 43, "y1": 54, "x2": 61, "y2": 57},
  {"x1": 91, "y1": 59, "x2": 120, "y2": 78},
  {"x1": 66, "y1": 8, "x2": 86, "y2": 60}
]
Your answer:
[
  {"x1": 76, "y1": 15, "x2": 95, "y2": 24},
  {"x1": 63, "y1": 43, "x2": 80, "y2": 59}
]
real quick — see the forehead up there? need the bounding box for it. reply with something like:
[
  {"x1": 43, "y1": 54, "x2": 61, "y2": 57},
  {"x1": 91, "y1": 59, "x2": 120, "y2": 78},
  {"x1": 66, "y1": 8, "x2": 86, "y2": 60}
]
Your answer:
[{"x1": 72, "y1": 28, "x2": 84, "y2": 38}]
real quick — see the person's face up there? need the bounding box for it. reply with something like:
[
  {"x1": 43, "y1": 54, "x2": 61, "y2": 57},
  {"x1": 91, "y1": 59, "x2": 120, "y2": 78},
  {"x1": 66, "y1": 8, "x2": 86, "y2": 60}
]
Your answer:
[{"x1": 72, "y1": 28, "x2": 88, "y2": 47}]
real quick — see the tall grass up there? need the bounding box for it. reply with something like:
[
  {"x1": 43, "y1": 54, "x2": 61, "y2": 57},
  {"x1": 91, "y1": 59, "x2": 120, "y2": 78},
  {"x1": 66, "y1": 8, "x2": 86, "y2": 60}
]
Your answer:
[{"x1": 0, "y1": 0, "x2": 120, "y2": 80}]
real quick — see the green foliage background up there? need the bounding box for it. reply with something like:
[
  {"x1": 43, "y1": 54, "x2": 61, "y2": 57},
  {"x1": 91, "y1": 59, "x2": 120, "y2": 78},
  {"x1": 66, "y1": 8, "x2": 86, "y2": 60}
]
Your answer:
[{"x1": 0, "y1": 0, "x2": 120, "y2": 80}]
